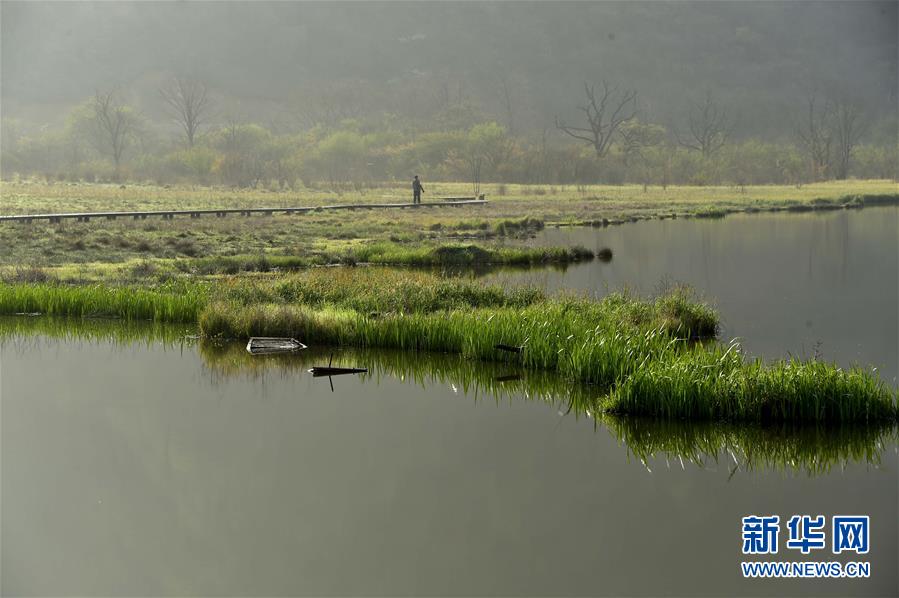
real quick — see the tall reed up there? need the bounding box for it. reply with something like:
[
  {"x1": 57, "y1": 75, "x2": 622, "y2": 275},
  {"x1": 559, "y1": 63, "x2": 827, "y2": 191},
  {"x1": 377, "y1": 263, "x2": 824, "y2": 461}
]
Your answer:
[
  {"x1": 0, "y1": 282, "x2": 206, "y2": 322},
  {"x1": 602, "y1": 344, "x2": 897, "y2": 422}
]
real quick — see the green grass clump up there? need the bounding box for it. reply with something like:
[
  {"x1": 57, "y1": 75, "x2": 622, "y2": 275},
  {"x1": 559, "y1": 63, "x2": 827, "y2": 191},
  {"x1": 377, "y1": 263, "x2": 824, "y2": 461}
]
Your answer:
[
  {"x1": 349, "y1": 242, "x2": 593, "y2": 266},
  {"x1": 65, "y1": 242, "x2": 592, "y2": 278},
  {"x1": 693, "y1": 206, "x2": 729, "y2": 219},
  {"x1": 0, "y1": 268, "x2": 551, "y2": 324},
  {"x1": 200, "y1": 302, "x2": 356, "y2": 342},
  {"x1": 603, "y1": 344, "x2": 896, "y2": 422},
  {"x1": 493, "y1": 216, "x2": 545, "y2": 236},
  {"x1": 198, "y1": 282, "x2": 719, "y2": 388},
  {"x1": 218, "y1": 268, "x2": 545, "y2": 314},
  {"x1": 0, "y1": 281, "x2": 206, "y2": 322},
  {"x1": 181, "y1": 254, "x2": 325, "y2": 275}
]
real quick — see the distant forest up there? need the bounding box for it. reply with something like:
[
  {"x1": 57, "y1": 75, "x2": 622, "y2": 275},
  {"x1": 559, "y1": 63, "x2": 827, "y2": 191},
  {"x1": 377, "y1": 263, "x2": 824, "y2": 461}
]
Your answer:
[{"x1": 2, "y1": 1, "x2": 896, "y2": 188}]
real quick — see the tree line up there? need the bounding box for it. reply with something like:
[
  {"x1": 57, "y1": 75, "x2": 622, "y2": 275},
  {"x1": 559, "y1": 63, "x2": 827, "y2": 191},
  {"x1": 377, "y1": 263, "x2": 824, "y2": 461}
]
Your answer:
[{"x1": 1, "y1": 77, "x2": 895, "y2": 190}]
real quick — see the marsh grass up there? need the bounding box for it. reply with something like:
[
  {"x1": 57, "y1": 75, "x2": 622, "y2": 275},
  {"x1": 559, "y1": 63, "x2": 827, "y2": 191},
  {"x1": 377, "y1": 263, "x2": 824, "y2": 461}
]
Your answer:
[
  {"x1": 196, "y1": 270, "x2": 894, "y2": 423},
  {"x1": 0, "y1": 281, "x2": 206, "y2": 322},
  {"x1": 692, "y1": 207, "x2": 728, "y2": 219},
  {"x1": 20, "y1": 242, "x2": 592, "y2": 280},
  {"x1": 602, "y1": 343, "x2": 896, "y2": 422},
  {"x1": 197, "y1": 281, "x2": 720, "y2": 389},
  {"x1": 217, "y1": 268, "x2": 545, "y2": 313},
  {"x1": 3, "y1": 181, "x2": 895, "y2": 270},
  {"x1": 188, "y1": 242, "x2": 594, "y2": 273},
  {"x1": 1, "y1": 268, "x2": 894, "y2": 423},
  {"x1": 9, "y1": 179, "x2": 886, "y2": 216},
  {"x1": 348, "y1": 242, "x2": 593, "y2": 266}
]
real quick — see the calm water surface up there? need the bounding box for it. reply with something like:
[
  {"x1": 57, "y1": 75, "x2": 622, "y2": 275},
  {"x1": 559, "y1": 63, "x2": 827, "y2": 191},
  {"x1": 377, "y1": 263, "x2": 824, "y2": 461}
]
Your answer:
[
  {"x1": 2, "y1": 330, "x2": 897, "y2": 596},
  {"x1": 491, "y1": 206, "x2": 898, "y2": 384},
  {"x1": 2, "y1": 208, "x2": 898, "y2": 596}
]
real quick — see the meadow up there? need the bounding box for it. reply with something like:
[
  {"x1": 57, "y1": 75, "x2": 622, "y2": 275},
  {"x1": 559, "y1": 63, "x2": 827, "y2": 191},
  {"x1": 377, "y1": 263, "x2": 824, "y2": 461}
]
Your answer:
[
  {"x1": 1, "y1": 179, "x2": 896, "y2": 270},
  {"x1": 3, "y1": 179, "x2": 897, "y2": 216}
]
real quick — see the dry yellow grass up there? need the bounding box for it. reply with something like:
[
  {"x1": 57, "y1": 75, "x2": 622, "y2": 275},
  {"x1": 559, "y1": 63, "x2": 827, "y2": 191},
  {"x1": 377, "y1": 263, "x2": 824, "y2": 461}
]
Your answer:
[
  {"x1": 2, "y1": 179, "x2": 895, "y2": 217},
  {"x1": 1, "y1": 179, "x2": 895, "y2": 268}
]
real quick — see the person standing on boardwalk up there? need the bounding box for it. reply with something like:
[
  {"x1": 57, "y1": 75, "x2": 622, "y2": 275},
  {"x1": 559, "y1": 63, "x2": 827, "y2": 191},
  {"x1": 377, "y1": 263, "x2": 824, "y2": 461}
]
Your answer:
[{"x1": 412, "y1": 175, "x2": 425, "y2": 204}]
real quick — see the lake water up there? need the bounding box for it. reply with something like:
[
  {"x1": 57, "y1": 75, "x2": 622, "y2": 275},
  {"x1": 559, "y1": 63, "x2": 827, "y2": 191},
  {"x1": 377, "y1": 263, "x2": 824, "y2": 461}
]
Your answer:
[
  {"x1": 491, "y1": 206, "x2": 899, "y2": 384},
  {"x1": 2, "y1": 207, "x2": 898, "y2": 596},
  {"x1": 2, "y1": 328, "x2": 897, "y2": 596}
]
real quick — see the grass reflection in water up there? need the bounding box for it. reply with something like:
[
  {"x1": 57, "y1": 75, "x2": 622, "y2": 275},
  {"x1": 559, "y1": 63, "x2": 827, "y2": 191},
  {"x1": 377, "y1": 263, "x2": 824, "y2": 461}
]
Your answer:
[{"x1": 2, "y1": 316, "x2": 894, "y2": 477}]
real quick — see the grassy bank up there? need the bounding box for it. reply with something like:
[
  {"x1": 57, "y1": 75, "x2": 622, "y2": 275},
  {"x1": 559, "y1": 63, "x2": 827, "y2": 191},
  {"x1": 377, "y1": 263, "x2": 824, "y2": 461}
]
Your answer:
[
  {"x1": 198, "y1": 291, "x2": 717, "y2": 371},
  {"x1": 0, "y1": 268, "x2": 894, "y2": 422},
  {"x1": 3, "y1": 180, "x2": 896, "y2": 216},
  {"x1": 0, "y1": 241, "x2": 593, "y2": 282},
  {"x1": 603, "y1": 342, "x2": 894, "y2": 422},
  {"x1": 348, "y1": 242, "x2": 593, "y2": 266},
  {"x1": 2, "y1": 180, "x2": 896, "y2": 268},
  {"x1": 0, "y1": 280, "x2": 205, "y2": 321}
]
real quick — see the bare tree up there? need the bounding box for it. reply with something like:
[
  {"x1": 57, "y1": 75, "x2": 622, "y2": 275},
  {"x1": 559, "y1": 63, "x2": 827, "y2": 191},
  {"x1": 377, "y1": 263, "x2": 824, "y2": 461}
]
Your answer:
[
  {"x1": 555, "y1": 81, "x2": 637, "y2": 158},
  {"x1": 794, "y1": 95, "x2": 834, "y2": 180},
  {"x1": 832, "y1": 99, "x2": 865, "y2": 180},
  {"x1": 160, "y1": 76, "x2": 212, "y2": 147},
  {"x1": 468, "y1": 154, "x2": 482, "y2": 196},
  {"x1": 90, "y1": 89, "x2": 139, "y2": 179},
  {"x1": 675, "y1": 92, "x2": 734, "y2": 157}
]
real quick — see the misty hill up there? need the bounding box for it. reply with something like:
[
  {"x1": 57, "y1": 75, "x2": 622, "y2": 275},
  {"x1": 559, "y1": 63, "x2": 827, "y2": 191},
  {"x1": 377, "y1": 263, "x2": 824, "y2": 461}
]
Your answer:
[{"x1": 2, "y1": 1, "x2": 896, "y2": 137}]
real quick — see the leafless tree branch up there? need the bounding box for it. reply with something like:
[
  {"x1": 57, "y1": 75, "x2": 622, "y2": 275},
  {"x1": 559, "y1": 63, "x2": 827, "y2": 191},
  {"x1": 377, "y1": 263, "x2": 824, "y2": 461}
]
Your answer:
[
  {"x1": 91, "y1": 88, "x2": 139, "y2": 178},
  {"x1": 160, "y1": 76, "x2": 212, "y2": 147},
  {"x1": 675, "y1": 92, "x2": 733, "y2": 157},
  {"x1": 555, "y1": 80, "x2": 637, "y2": 158},
  {"x1": 793, "y1": 94, "x2": 834, "y2": 180}
]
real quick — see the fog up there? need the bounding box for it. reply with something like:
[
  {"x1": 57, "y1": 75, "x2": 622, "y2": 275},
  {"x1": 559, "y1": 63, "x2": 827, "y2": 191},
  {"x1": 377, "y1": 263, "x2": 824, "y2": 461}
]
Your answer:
[{"x1": 1, "y1": 1, "x2": 895, "y2": 185}]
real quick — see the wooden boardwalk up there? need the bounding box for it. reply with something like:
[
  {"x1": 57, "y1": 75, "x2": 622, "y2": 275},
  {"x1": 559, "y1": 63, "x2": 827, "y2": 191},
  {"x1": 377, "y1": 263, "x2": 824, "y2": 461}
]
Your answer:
[{"x1": 0, "y1": 197, "x2": 488, "y2": 223}]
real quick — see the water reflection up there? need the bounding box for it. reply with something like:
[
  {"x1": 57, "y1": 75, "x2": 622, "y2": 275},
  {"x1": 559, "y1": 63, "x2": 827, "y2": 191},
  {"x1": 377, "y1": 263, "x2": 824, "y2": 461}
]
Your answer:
[
  {"x1": 3, "y1": 316, "x2": 897, "y2": 596},
  {"x1": 0, "y1": 314, "x2": 193, "y2": 349},
  {"x1": 603, "y1": 416, "x2": 896, "y2": 477},
  {"x1": 198, "y1": 339, "x2": 897, "y2": 478},
  {"x1": 3, "y1": 316, "x2": 895, "y2": 477},
  {"x1": 198, "y1": 339, "x2": 597, "y2": 412}
]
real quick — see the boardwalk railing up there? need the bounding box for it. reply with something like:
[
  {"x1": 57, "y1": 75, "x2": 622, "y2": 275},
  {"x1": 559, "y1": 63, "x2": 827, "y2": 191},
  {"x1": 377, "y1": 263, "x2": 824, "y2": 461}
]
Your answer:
[{"x1": 0, "y1": 196, "x2": 488, "y2": 223}]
